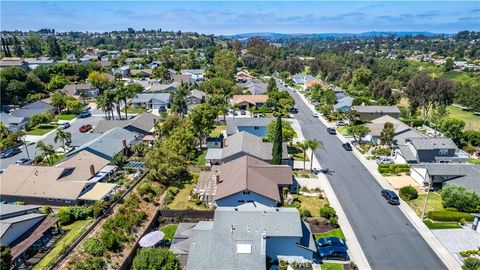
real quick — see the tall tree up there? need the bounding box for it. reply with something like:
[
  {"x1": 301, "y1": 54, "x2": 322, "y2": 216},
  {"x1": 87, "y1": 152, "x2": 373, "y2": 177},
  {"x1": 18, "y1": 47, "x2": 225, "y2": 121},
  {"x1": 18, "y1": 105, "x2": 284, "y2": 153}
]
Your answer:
[
  {"x1": 35, "y1": 141, "x2": 56, "y2": 164},
  {"x1": 212, "y1": 49, "x2": 237, "y2": 79},
  {"x1": 296, "y1": 141, "x2": 309, "y2": 171},
  {"x1": 12, "y1": 36, "x2": 23, "y2": 57},
  {"x1": 88, "y1": 71, "x2": 111, "y2": 93},
  {"x1": 349, "y1": 125, "x2": 370, "y2": 144},
  {"x1": 1, "y1": 246, "x2": 12, "y2": 270},
  {"x1": 380, "y1": 122, "x2": 395, "y2": 145},
  {"x1": 46, "y1": 36, "x2": 62, "y2": 58},
  {"x1": 54, "y1": 128, "x2": 71, "y2": 152},
  {"x1": 120, "y1": 83, "x2": 144, "y2": 119},
  {"x1": 271, "y1": 114, "x2": 283, "y2": 165},
  {"x1": 438, "y1": 118, "x2": 465, "y2": 145},
  {"x1": 267, "y1": 77, "x2": 277, "y2": 92},
  {"x1": 188, "y1": 103, "x2": 218, "y2": 147},
  {"x1": 50, "y1": 90, "x2": 67, "y2": 113},
  {"x1": 170, "y1": 84, "x2": 189, "y2": 116},
  {"x1": 307, "y1": 139, "x2": 323, "y2": 171}
]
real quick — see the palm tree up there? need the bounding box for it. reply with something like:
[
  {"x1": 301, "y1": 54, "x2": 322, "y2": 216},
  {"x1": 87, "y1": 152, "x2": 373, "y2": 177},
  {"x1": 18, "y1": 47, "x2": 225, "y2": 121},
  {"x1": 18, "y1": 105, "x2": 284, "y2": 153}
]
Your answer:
[
  {"x1": 296, "y1": 141, "x2": 309, "y2": 171},
  {"x1": 306, "y1": 139, "x2": 323, "y2": 171},
  {"x1": 54, "y1": 128, "x2": 71, "y2": 152},
  {"x1": 114, "y1": 89, "x2": 123, "y2": 120},
  {"x1": 97, "y1": 91, "x2": 116, "y2": 120},
  {"x1": 36, "y1": 141, "x2": 56, "y2": 164},
  {"x1": 15, "y1": 130, "x2": 30, "y2": 160},
  {"x1": 121, "y1": 83, "x2": 143, "y2": 119}
]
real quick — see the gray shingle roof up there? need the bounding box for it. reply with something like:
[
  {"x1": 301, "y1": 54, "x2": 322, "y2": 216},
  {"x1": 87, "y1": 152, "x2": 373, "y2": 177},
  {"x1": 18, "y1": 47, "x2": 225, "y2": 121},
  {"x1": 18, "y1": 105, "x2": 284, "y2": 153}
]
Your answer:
[
  {"x1": 222, "y1": 131, "x2": 288, "y2": 161},
  {"x1": 410, "y1": 138, "x2": 458, "y2": 150},
  {"x1": 353, "y1": 105, "x2": 400, "y2": 114},
  {"x1": 0, "y1": 205, "x2": 41, "y2": 220},
  {"x1": 226, "y1": 117, "x2": 274, "y2": 135},
  {"x1": 131, "y1": 93, "x2": 171, "y2": 103},
  {"x1": 397, "y1": 145, "x2": 417, "y2": 162},
  {"x1": 187, "y1": 203, "x2": 312, "y2": 270},
  {"x1": 94, "y1": 113, "x2": 159, "y2": 134},
  {"x1": 10, "y1": 101, "x2": 53, "y2": 118},
  {"x1": 422, "y1": 163, "x2": 480, "y2": 193},
  {"x1": 333, "y1": 96, "x2": 354, "y2": 110},
  {"x1": 1, "y1": 112, "x2": 27, "y2": 125}
]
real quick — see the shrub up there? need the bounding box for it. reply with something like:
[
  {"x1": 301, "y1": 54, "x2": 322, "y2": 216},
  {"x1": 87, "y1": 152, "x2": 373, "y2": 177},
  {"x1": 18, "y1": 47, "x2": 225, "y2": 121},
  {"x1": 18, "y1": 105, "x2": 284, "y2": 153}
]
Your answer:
[
  {"x1": 459, "y1": 249, "x2": 480, "y2": 258},
  {"x1": 301, "y1": 209, "x2": 312, "y2": 218},
  {"x1": 329, "y1": 216, "x2": 339, "y2": 228},
  {"x1": 372, "y1": 147, "x2": 391, "y2": 156},
  {"x1": 56, "y1": 206, "x2": 93, "y2": 225},
  {"x1": 427, "y1": 211, "x2": 474, "y2": 222},
  {"x1": 132, "y1": 248, "x2": 181, "y2": 270},
  {"x1": 75, "y1": 257, "x2": 105, "y2": 270},
  {"x1": 462, "y1": 257, "x2": 480, "y2": 270},
  {"x1": 100, "y1": 230, "x2": 123, "y2": 251},
  {"x1": 138, "y1": 182, "x2": 156, "y2": 196},
  {"x1": 441, "y1": 185, "x2": 480, "y2": 213},
  {"x1": 194, "y1": 198, "x2": 202, "y2": 205},
  {"x1": 399, "y1": 185, "x2": 418, "y2": 201},
  {"x1": 320, "y1": 205, "x2": 336, "y2": 219},
  {"x1": 83, "y1": 238, "x2": 106, "y2": 257}
]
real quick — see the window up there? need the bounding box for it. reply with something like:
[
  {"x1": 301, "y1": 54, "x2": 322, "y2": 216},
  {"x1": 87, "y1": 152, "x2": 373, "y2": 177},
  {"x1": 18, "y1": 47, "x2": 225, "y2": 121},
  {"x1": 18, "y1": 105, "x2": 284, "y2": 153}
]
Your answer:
[
  {"x1": 439, "y1": 149, "x2": 448, "y2": 155},
  {"x1": 237, "y1": 200, "x2": 245, "y2": 203},
  {"x1": 56, "y1": 199, "x2": 63, "y2": 202},
  {"x1": 254, "y1": 126, "x2": 260, "y2": 130}
]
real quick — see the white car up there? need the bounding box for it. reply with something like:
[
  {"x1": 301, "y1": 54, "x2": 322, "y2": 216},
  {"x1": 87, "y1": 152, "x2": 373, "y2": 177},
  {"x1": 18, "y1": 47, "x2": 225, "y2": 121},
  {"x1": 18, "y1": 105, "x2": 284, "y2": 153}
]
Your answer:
[
  {"x1": 336, "y1": 120, "x2": 348, "y2": 126},
  {"x1": 376, "y1": 157, "x2": 394, "y2": 164},
  {"x1": 312, "y1": 112, "x2": 319, "y2": 118}
]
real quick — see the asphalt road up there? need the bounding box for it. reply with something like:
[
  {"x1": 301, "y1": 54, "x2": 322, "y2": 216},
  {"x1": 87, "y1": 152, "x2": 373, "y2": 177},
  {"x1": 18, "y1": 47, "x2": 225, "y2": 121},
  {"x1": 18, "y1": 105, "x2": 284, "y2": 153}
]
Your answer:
[
  {"x1": 0, "y1": 115, "x2": 103, "y2": 170},
  {"x1": 283, "y1": 85, "x2": 446, "y2": 270}
]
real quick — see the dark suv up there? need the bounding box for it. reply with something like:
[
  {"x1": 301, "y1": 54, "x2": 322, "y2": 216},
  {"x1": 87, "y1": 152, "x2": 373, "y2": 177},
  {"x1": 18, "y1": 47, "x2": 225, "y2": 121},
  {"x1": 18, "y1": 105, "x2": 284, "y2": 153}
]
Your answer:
[
  {"x1": 1, "y1": 148, "x2": 21, "y2": 158},
  {"x1": 381, "y1": 189, "x2": 400, "y2": 205},
  {"x1": 327, "y1": 127, "x2": 337, "y2": 135},
  {"x1": 342, "y1": 143, "x2": 352, "y2": 151}
]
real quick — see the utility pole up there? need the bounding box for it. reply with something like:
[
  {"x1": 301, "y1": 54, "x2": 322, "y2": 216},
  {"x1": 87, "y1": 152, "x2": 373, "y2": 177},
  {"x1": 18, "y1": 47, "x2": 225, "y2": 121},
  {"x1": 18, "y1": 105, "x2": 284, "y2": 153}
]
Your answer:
[
  {"x1": 21, "y1": 135, "x2": 31, "y2": 160},
  {"x1": 421, "y1": 181, "x2": 432, "y2": 220}
]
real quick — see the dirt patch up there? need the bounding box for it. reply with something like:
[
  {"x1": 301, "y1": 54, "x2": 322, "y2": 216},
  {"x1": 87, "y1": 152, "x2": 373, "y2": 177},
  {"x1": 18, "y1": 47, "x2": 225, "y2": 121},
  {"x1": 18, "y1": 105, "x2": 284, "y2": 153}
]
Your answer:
[
  {"x1": 385, "y1": 174, "x2": 420, "y2": 190},
  {"x1": 305, "y1": 218, "x2": 335, "y2": 234}
]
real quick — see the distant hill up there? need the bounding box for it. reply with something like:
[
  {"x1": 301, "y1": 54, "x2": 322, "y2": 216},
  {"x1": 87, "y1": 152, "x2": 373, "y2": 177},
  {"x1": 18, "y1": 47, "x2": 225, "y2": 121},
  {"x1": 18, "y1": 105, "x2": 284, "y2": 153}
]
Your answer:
[{"x1": 222, "y1": 31, "x2": 443, "y2": 39}]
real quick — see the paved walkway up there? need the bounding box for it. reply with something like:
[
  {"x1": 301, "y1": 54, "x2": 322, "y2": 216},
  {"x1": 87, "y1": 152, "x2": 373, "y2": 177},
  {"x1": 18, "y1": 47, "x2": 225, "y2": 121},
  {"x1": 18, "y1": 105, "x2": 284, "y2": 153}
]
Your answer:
[{"x1": 432, "y1": 227, "x2": 480, "y2": 263}]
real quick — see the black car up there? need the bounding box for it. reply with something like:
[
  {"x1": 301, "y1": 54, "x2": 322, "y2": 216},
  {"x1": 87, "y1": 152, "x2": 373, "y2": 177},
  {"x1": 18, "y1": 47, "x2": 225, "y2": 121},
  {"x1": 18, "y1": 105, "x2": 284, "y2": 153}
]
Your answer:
[
  {"x1": 318, "y1": 246, "x2": 349, "y2": 261},
  {"x1": 381, "y1": 189, "x2": 400, "y2": 205},
  {"x1": 327, "y1": 127, "x2": 337, "y2": 135},
  {"x1": 342, "y1": 143, "x2": 352, "y2": 151},
  {"x1": 290, "y1": 108, "x2": 299, "y2": 114},
  {"x1": 1, "y1": 148, "x2": 21, "y2": 158},
  {"x1": 240, "y1": 109, "x2": 246, "y2": 115},
  {"x1": 316, "y1": 237, "x2": 346, "y2": 248}
]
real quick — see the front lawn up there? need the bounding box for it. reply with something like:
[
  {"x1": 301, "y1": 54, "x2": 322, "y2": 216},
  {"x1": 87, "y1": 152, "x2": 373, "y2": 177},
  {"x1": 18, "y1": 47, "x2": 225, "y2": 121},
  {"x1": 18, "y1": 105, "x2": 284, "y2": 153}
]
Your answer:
[
  {"x1": 209, "y1": 125, "x2": 226, "y2": 137},
  {"x1": 314, "y1": 228, "x2": 345, "y2": 240},
  {"x1": 57, "y1": 113, "x2": 78, "y2": 121},
  {"x1": 336, "y1": 126, "x2": 351, "y2": 136},
  {"x1": 406, "y1": 192, "x2": 444, "y2": 218},
  {"x1": 288, "y1": 146, "x2": 309, "y2": 161},
  {"x1": 467, "y1": 158, "x2": 480, "y2": 165},
  {"x1": 127, "y1": 106, "x2": 149, "y2": 114},
  {"x1": 27, "y1": 124, "x2": 57, "y2": 136},
  {"x1": 321, "y1": 262, "x2": 344, "y2": 270},
  {"x1": 290, "y1": 194, "x2": 328, "y2": 217},
  {"x1": 423, "y1": 220, "x2": 462, "y2": 230},
  {"x1": 167, "y1": 182, "x2": 209, "y2": 210},
  {"x1": 33, "y1": 219, "x2": 92, "y2": 270},
  {"x1": 447, "y1": 105, "x2": 480, "y2": 131},
  {"x1": 159, "y1": 224, "x2": 178, "y2": 241}
]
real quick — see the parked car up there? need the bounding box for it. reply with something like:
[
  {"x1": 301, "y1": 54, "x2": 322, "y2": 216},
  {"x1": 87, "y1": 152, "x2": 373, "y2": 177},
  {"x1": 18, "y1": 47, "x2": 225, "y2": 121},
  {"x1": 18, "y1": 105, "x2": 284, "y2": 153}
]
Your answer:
[
  {"x1": 15, "y1": 157, "x2": 32, "y2": 165},
  {"x1": 316, "y1": 237, "x2": 346, "y2": 248},
  {"x1": 318, "y1": 246, "x2": 349, "y2": 261},
  {"x1": 240, "y1": 109, "x2": 246, "y2": 115},
  {"x1": 79, "y1": 110, "x2": 91, "y2": 118},
  {"x1": 336, "y1": 120, "x2": 348, "y2": 126},
  {"x1": 1, "y1": 148, "x2": 22, "y2": 158},
  {"x1": 59, "y1": 122, "x2": 71, "y2": 129},
  {"x1": 327, "y1": 127, "x2": 337, "y2": 135},
  {"x1": 376, "y1": 157, "x2": 394, "y2": 164},
  {"x1": 312, "y1": 112, "x2": 319, "y2": 118},
  {"x1": 79, "y1": 124, "x2": 92, "y2": 133},
  {"x1": 342, "y1": 143, "x2": 352, "y2": 151},
  {"x1": 290, "y1": 108, "x2": 299, "y2": 114},
  {"x1": 381, "y1": 189, "x2": 400, "y2": 205}
]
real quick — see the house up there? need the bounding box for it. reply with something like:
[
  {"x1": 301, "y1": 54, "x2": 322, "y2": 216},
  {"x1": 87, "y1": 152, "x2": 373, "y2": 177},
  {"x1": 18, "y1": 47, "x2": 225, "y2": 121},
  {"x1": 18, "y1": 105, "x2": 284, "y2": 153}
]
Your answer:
[
  {"x1": 186, "y1": 89, "x2": 207, "y2": 108},
  {"x1": 1, "y1": 205, "x2": 60, "y2": 268},
  {"x1": 410, "y1": 163, "x2": 480, "y2": 192},
  {"x1": 176, "y1": 203, "x2": 316, "y2": 270},
  {"x1": 24, "y1": 58, "x2": 55, "y2": 69},
  {"x1": 148, "y1": 82, "x2": 180, "y2": 92},
  {"x1": 214, "y1": 155, "x2": 292, "y2": 207},
  {"x1": 352, "y1": 106, "x2": 401, "y2": 121},
  {"x1": 66, "y1": 127, "x2": 138, "y2": 160},
  {"x1": 226, "y1": 117, "x2": 273, "y2": 137},
  {"x1": 220, "y1": 131, "x2": 289, "y2": 164},
  {"x1": 303, "y1": 79, "x2": 324, "y2": 89},
  {"x1": 131, "y1": 93, "x2": 171, "y2": 111},
  {"x1": 10, "y1": 101, "x2": 54, "y2": 119},
  {"x1": 130, "y1": 69, "x2": 153, "y2": 77},
  {"x1": 125, "y1": 57, "x2": 143, "y2": 65},
  {"x1": 236, "y1": 71, "x2": 253, "y2": 83},
  {"x1": 0, "y1": 57, "x2": 28, "y2": 69},
  {"x1": 0, "y1": 112, "x2": 28, "y2": 131},
  {"x1": 206, "y1": 137, "x2": 223, "y2": 149},
  {"x1": 394, "y1": 138, "x2": 467, "y2": 164},
  {"x1": 94, "y1": 113, "x2": 160, "y2": 135},
  {"x1": 231, "y1": 95, "x2": 269, "y2": 108},
  {"x1": 239, "y1": 79, "x2": 268, "y2": 95},
  {"x1": 333, "y1": 96, "x2": 354, "y2": 112},
  {"x1": 62, "y1": 83, "x2": 99, "y2": 98},
  {"x1": 171, "y1": 73, "x2": 192, "y2": 84},
  {"x1": 291, "y1": 74, "x2": 316, "y2": 85},
  {"x1": 113, "y1": 65, "x2": 130, "y2": 77},
  {"x1": 181, "y1": 69, "x2": 205, "y2": 82},
  {"x1": 366, "y1": 115, "x2": 426, "y2": 145}
]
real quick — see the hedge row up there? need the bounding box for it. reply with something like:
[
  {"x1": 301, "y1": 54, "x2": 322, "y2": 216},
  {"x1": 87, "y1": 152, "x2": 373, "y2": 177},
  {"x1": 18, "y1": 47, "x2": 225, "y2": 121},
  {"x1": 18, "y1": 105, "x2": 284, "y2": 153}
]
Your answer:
[
  {"x1": 378, "y1": 164, "x2": 410, "y2": 174},
  {"x1": 427, "y1": 211, "x2": 474, "y2": 222}
]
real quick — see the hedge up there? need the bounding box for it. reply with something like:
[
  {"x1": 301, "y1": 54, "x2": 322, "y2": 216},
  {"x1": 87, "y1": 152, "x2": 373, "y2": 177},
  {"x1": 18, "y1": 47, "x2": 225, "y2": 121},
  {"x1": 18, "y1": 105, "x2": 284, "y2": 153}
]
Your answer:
[
  {"x1": 378, "y1": 164, "x2": 410, "y2": 174},
  {"x1": 400, "y1": 118, "x2": 429, "y2": 127},
  {"x1": 426, "y1": 211, "x2": 474, "y2": 222}
]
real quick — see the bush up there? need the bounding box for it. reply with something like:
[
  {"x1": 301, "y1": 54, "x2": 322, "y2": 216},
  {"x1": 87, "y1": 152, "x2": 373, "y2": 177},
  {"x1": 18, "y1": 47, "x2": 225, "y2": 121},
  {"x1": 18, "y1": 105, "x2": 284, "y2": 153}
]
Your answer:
[
  {"x1": 459, "y1": 249, "x2": 480, "y2": 258},
  {"x1": 378, "y1": 164, "x2": 410, "y2": 175},
  {"x1": 329, "y1": 216, "x2": 339, "y2": 228},
  {"x1": 75, "y1": 257, "x2": 105, "y2": 270},
  {"x1": 399, "y1": 185, "x2": 418, "y2": 201},
  {"x1": 300, "y1": 209, "x2": 312, "y2": 218},
  {"x1": 400, "y1": 118, "x2": 427, "y2": 127},
  {"x1": 194, "y1": 198, "x2": 202, "y2": 205},
  {"x1": 320, "y1": 205, "x2": 336, "y2": 219},
  {"x1": 138, "y1": 182, "x2": 156, "y2": 197},
  {"x1": 100, "y1": 230, "x2": 123, "y2": 251},
  {"x1": 441, "y1": 185, "x2": 480, "y2": 213},
  {"x1": 372, "y1": 147, "x2": 392, "y2": 156},
  {"x1": 427, "y1": 211, "x2": 474, "y2": 222},
  {"x1": 83, "y1": 238, "x2": 106, "y2": 257},
  {"x1": 132, "y1": 248, "x2": 181, "y2": 270},
  {"x1": 462, "y1": 257, "x2": 480, "y2": 270},
  {"x1": 56, "y1": 206, "x2": 93, "y2": 225}
]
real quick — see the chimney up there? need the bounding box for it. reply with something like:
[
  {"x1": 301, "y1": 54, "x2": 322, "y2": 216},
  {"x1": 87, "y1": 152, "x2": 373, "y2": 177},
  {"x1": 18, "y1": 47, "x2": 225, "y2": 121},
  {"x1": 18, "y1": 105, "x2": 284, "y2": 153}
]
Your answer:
[{"x1": 89, "y1": 165, "x2": 95, "y2": 176}]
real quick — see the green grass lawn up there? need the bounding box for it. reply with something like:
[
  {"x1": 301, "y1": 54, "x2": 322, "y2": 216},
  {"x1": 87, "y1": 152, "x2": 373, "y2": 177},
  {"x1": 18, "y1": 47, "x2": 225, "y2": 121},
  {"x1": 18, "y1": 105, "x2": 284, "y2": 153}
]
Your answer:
[
  {"x1": 57, "y1": 113, "x2": 78, "y2": 121},
  {"x1": 167, "y1": 182, "x2": 209, "y2": 210},
  {"x1": 288, "y1": 146, "x2": 309, "y2": 161},
  {"x1": 27, "y1": 124, "x2": 57, "y2": 136},
  {"x1": 159, "y1": 224, "x2": 178, "y2": 241},
  {"x1": 195, "y1": 150, "x2": 207, "y2": 165},
  {"x1": 467, "y1": 158, "x2": 480, "y2": 165},
  {"x1": 423, "y1": 220, "x2": 462, "y2": 230},
  {"x1": 297, "y1": 195, "x2": 327, "y2": 217},
  {"x1": 406, "y1": 192, "x2": 444, "y2": 218},
  {"x1": 314, "y1": 228, "x2": 346, "y2": 240},
  {"x1": 42, "y1": 154, "x2": 65, "y2": 165},
  {"x1": 33, "y1": 219, "x2": 92, "y2": 270},
  {"x1": 209, "y1": 125, "x2": 226, "y2": 137},
  {"x1": 336, "y1": 126, "x2": 351, "y2": 136},
  {"x1": 446, "y1": 106, "x2": 480, "y2": 131},
  {"x1": 321, "y1": 262, "x2": 344, "y2": 270},
  {"x1": 127, "y1": 107, "x2": 149, "y2": 114}
]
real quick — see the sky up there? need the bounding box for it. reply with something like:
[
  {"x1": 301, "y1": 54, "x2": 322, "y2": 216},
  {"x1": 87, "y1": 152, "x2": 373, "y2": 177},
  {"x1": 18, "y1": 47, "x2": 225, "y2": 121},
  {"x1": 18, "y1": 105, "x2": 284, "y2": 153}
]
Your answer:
[{"x1": 1, "y1": 1, "x2": 479, "y2": 35}]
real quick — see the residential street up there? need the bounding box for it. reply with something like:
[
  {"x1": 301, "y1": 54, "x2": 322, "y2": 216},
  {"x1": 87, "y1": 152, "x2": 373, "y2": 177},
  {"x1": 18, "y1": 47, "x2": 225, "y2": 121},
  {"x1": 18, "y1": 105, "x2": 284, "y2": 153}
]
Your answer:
[{"x1": 282, "y1": 84, "x2": 447, "y2": 270}]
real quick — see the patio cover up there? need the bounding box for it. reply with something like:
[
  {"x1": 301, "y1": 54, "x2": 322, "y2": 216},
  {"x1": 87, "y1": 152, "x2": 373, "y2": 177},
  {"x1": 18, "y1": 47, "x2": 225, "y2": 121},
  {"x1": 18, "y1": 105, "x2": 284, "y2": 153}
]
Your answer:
[
  {"x1": 78, "y1": 183, "x2": 117, "y2": 201},
  {"x1": 10, "y1": 217, "x2": 59, "y2": 259}
]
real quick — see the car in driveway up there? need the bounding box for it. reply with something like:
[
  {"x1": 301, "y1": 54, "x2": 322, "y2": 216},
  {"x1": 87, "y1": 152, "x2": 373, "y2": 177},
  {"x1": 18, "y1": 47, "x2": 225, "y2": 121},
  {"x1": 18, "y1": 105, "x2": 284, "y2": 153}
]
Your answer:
[
  {"x1": 79, "y1": 124, "x2": 92, "y2": 133},
  {"x1": 79, "y1": 110, "x2": 91, "y2": 118},
  {"x1": 240, "y1": 109, "x2": 246, "y2": 115},
  {"x1": 318, "y1": 246, "x2": 349, "y2": 261},
  {"x1": 342, "y1": 143, "x2": 353, "y2": 151},
  {"x1": 1, "y1": 148, "x2": 22, "y2": 158},
  {"x1": 312, "y1": 112, "x2": 319, "y2": 118},
  {"x1": 376, "y1": 156, "x2": 394, "y2": 164},
  {"x1": 327, "y1": 127, "x2": 337, "y2": 135},
  {"x1": 15, "y1": 157, "x2": 32, "y2": 165},
  {"x1": 316, "y1": 237, "x2": 346, "y2": 248},
  {"x1": 381, "y1": 189, "x2": 400, "y2": 205}
]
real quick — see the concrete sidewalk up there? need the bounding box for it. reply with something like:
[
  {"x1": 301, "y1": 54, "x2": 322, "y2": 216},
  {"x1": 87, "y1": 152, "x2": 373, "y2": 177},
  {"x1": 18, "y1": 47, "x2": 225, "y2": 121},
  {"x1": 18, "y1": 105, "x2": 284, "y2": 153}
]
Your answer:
[
  {"x1": 294, "y1": 89, "x2": 460, "y2": 270},
  {"x1": 289, "y1": 118, "x2": 371, "y2": 270}
]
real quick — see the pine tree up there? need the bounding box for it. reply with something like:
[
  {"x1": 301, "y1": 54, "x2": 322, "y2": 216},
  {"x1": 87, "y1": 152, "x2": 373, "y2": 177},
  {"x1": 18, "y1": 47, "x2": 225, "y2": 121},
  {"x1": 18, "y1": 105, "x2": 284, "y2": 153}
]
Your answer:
[
  {"x1": 272, "y1": 114, "x2": 283, "y2": 164},
  {"x1": 380, "y1": 122, "x2": 395, "y2": 145}
]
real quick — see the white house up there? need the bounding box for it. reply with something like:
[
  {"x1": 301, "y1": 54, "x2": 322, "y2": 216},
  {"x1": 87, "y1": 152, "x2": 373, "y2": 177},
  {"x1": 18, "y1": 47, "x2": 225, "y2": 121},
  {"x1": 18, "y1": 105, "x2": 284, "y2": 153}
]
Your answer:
[{"x1": 131, "y1": 93, "x2": 171, "y2": 111}]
